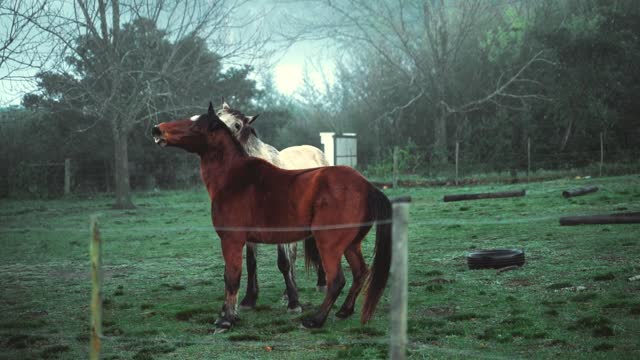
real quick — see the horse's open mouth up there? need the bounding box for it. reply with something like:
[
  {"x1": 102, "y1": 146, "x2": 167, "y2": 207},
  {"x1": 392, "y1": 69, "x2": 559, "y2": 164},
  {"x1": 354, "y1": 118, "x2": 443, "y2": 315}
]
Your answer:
[
  {"x1": 152, "y1": 125, "x2": 167, "y2": 146},
  {"x1": 154, "y1": 136, "x2": 167, "y2": 147}
]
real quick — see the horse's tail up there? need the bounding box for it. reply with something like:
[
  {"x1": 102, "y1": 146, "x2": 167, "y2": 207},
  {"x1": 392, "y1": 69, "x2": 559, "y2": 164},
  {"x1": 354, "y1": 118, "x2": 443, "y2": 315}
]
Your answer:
[
  {"x1": 304, "y1": 236, "x2": 321, "y2": 273},
  {"x1": 361, "y1": 186, "x2": 392, "y2": 324}
]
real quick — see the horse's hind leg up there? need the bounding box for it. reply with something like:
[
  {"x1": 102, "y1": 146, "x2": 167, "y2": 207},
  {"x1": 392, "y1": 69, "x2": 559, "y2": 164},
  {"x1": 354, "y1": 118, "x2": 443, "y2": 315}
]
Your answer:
[
  {"x1": 239, "y1": 242, "x2": 258, "y2": 309},
  {"x1": 277, "y1": 243, "x2": 301, "y2": 312},
  {"x1": 336, "y1": 242, "x2": 368, "y2": 319},
  {"x1": 301, "y1": 235, "x2": 347, "y2": 328},
  {"x1": 314, "y1": 241, "x2": 327, "y2": 292}
]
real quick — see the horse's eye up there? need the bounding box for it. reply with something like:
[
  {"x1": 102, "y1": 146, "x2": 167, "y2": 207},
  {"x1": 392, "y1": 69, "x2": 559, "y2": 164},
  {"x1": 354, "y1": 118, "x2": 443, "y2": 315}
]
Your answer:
[{"x1": 234, "y1": 123, "x2": 241, "y2": 131}]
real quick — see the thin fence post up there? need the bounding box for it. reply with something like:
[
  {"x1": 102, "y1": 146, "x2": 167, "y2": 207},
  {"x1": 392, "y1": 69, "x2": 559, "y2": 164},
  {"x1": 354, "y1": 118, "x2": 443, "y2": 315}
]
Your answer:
[
  {"x1": 64, "y1": 158, "x2": 71, "y2": 195},
  {"x1": 599, "y1": 132, "x2": 604, "y2": 177},
  {"x1": 390, "y1": 197, "x2": 411, "y2": 360},
  {"x1": 393, "y1": 146, "x2": 399, "y2": 188},
  {"x1": 90, "y1": 216, "x2": 102, "y2": 360},
  {"x1": 455, "y1": 141, "x2": 459, "y2": 185},
  {"x1": 527, "y1": 137, "x2": 531, "y2": 183}
]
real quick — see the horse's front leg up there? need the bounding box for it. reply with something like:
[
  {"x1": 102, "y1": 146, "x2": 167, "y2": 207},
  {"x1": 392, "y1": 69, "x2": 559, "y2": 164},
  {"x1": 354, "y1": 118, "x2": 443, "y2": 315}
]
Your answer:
[
  {"x1": 239, "y1": 242, "x2": 258, "y2": 309},
  {"x1": 215, "y1": 236, "x2": 245, "y2": 333}
]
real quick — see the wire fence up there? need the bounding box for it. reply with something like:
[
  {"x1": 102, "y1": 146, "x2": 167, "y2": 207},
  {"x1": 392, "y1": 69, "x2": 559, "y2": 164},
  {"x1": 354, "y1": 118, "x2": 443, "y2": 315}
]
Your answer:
[{"x1": 2, "y1": 145, "x2": 637, "y2": 199}]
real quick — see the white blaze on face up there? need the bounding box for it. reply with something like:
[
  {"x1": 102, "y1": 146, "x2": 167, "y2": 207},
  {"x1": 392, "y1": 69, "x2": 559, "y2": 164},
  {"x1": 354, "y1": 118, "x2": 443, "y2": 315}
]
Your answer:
[{"x1": 190, "y1": 115, "x2": 200, "y2": 121}]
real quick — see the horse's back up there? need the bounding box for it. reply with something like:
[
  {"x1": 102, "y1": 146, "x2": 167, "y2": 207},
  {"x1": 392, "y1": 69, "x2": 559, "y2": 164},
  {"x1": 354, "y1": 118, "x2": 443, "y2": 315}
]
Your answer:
[
  {"x1": 298, "y1": 165, "x2": 374, "y2": 224},
  {"x1": 279, "y1": 145, "x2": 329, "y2": 169}
]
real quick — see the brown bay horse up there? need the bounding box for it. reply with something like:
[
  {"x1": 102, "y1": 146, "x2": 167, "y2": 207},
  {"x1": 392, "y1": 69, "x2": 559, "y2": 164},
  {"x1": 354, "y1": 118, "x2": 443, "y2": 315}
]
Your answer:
[{"x1": 152, "y1": 102, "x2": 392, "y2": 331}]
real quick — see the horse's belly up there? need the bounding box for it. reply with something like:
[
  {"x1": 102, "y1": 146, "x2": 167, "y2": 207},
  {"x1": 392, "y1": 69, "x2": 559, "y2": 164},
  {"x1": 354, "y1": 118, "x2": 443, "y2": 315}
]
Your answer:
[{"x1": 248, "y1": 230, "x2": 311, "y2": 245}]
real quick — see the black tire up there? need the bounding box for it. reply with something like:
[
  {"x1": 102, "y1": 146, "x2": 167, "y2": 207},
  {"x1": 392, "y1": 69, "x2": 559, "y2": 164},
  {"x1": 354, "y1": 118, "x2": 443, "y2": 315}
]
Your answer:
[{"x1": 467, "y1": 249, "x2": 525, "y2": 270}]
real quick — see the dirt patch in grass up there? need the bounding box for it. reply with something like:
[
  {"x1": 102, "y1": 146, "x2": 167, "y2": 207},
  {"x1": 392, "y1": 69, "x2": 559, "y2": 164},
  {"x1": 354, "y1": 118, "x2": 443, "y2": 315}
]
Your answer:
[
  {"x1": 593, "y1": 272, "x2": 616, "y2": 281},
  {"x1": 593, "y1": 343, "x2": 615, "y2": 351},
  {"x1": 506, "y1": 278, "x2": 535, "y2": 287},
  {"x1": 335, "y1": 342, "x2": 386, "y2": 359},
  {"x1": 227, "y1": 333, "x2": 262, "y2": 341},
  {"x1": 5, "y1": 334, "x2": 49, "y2": 349},
  {"x1": 478, "y1": 316, "x2": 546, "y2": 343},
  {"x1": 0, "y1": 319, "x2": 47, "y2": 330},
  {"x1": 547, "y1": 282, "x2": 572, "y2": 290},
  {"x1": 161, "y1": 283, "x2": 187, "y2": 291},
  {"x1": 570, "y1": 293, "x2": 597, "y2": 302},
  {"x1": 422, "y1": 306, "x2": 456, "y2": 317},
  {"x1": 132, "y1": 344, "x2": 177, "y2": 360},
  {"x1": 345, "y1": 326, "x2": 385, "y2": 337},
  {"x1": 446, "y1": 312, "x2": 487, "y2": 322},
  {"x1": 175, "y1": 307, "x2": 212, "y2": 322},
  {"x1": 41, "y1": 345, "x2": 70, "y2": 359},
  {"x1": 569, "y1": 315, "x2": 615, "y2": 337}
]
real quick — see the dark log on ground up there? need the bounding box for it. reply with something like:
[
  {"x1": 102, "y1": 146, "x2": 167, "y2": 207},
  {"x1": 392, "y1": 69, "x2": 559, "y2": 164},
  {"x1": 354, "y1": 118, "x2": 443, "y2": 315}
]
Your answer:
[
  {"x1": 559, "y1": 212, "x2": 640, "y2": 226},
  {"x1": 443, "y1": 190, "x2": 526, "y2": 202},
  {"x1": 562, "y1": 186, "x2": 599, "y2": 198}
]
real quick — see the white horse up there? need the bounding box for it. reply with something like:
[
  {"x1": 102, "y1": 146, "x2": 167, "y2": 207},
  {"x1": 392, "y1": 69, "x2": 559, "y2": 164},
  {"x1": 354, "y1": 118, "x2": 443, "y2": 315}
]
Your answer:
[{"x1": 217, "y1": 101, "x2": 329, "y2": 312}]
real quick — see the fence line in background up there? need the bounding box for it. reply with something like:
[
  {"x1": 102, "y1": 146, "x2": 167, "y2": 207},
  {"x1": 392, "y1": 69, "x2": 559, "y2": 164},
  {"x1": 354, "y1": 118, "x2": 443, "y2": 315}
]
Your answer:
[{"x1": 4, "y1": 142, "x2": 636, "y2": 196}]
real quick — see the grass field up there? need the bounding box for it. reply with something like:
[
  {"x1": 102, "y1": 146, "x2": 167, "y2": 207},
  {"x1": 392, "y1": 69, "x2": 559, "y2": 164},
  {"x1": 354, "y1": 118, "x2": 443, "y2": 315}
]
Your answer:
[{"x1": 1, "y1": 175, "x2": 639, "y2": 359}]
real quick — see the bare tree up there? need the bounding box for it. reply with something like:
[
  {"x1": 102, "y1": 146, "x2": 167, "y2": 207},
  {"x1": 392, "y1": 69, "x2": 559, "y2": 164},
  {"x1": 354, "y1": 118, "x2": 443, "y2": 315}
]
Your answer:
[
  {"x1": 0, "y1": 0, "x2": 53, "y2": 96},
  {"x1": 19, "y1": 0, "x2": 272, "y2": 208},
  {"x1": 285, "y1": 0, "x2": 552, "y2": 163}
]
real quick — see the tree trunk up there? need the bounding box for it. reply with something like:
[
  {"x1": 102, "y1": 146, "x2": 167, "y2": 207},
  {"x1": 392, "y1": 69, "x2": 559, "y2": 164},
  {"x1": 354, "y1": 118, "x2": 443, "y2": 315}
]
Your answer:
[
  {"x1": 112, "y1": 126, "x2": 135, "y2": 209},
  {"x1": 432, "y1": 107, "x2": 448, "y2": 165},
  {"x1": 510, "y1": 117, "x2": 522, "y2": 181}
]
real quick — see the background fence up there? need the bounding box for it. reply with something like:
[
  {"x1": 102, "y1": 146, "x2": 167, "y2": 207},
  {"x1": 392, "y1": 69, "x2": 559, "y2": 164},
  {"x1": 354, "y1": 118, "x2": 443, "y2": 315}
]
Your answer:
[{"x1": 3, "y1": 141, "x2": 636, "y2": 199}]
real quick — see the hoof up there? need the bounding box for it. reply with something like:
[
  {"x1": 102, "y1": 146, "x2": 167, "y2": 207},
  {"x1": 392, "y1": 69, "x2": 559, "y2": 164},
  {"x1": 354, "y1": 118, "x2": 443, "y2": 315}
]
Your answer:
[
  {"x1": 214, "y1": 319, "x2": 233, "y2": 334},
  {"x1": 214, "y1": 326, "x2": 229, "y2": 334},
  {"x1": 316, "y1": 285, "x2": 327, "y2": 293},
  {"x1": 287, "y1": 305, "x2": 302, "y2": 313},
  {"x1": 335, "y1": 308, "x2": 354, "y2": 319},
  {"x1": 239, "y1": 298, "x2": 256, "y2": 310},
  {"x1": 300, "y1": 317, "x2": 323, "y2": 329}
]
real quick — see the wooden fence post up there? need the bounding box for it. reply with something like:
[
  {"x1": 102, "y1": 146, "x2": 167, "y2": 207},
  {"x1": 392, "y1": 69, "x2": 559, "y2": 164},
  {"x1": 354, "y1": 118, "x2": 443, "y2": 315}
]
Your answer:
[
  {"x1": 64, "y1": 158, "x2": 71, "y2": 195},
  {"x1": 599, "y1": 132, "x2": 604, "y2": 177},
  {"x1": 455, "y1": 141, "x2": 459, "y2": 185},
  {"x1": 527, "y1": 137, "x2": 531, "y2": 183},
  {"x1": 393, "y1": 146, "x2": 399, "y2": 188},
  {"x1": 90, "y1": 216, "x2": 102, "y2": 360},
  {"x1": 390, "y1": 197, "x2": 411, "y2": 360}
]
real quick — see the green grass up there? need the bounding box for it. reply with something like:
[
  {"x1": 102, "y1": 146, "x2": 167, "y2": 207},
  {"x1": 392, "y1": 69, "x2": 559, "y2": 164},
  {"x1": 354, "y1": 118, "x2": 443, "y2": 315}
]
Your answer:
[{"x1": 1, "y1": 175, "x2": 640, "y2": 359}]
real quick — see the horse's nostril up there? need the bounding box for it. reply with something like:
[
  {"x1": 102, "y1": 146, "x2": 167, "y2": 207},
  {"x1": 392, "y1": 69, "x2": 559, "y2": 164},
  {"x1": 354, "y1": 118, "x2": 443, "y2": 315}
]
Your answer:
[{"x1": 152, "y1": 126, "x2": 162, "y2": 136}]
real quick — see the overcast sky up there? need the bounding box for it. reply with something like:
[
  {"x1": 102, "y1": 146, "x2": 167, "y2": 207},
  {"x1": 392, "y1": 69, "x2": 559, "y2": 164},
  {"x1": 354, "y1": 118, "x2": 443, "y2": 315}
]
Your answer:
[{"x1": 0, "y1": 0, "x2": 335, "y2": 106}]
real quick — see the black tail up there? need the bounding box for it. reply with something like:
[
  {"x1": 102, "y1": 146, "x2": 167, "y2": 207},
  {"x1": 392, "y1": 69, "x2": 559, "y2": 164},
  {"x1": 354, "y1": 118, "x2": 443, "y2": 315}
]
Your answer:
[
  {"x1": 303, "y1": 236, "x2": 321, "y2": 273},
  {"x1": 361, "y1": 186, "x2": 392, "y2": 324}
]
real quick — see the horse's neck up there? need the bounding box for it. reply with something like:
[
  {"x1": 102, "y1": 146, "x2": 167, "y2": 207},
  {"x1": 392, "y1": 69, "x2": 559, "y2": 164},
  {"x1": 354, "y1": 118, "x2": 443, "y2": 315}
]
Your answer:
[
  {"x1": 199, "y1": 140, "x2": 246, "y2": 200},
  {"x1": 244, "y1": 134, "x2": 281, "y2": 165}
]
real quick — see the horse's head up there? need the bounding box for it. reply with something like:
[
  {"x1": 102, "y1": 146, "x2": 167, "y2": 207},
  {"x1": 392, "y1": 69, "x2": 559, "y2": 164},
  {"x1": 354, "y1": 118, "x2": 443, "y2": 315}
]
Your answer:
[
  {"x1": 217, "y1": 99, "x2": 259, "y2": 143},
  {"x1": 152, "y1": 102, "x2": 232, "y2": 154}
]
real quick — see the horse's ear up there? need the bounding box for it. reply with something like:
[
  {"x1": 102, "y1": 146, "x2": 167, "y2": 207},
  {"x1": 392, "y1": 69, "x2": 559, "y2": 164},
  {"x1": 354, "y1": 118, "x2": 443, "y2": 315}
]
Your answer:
[
  {"x1": 247, "y1": 114, "x2": 260, "y2": 125},
  {"x1": 208, "y1": 102, "x2": 214, "y2": 115},
  {"x1": 222, "y1": 100, "x2": 231, "y2": 111}
]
